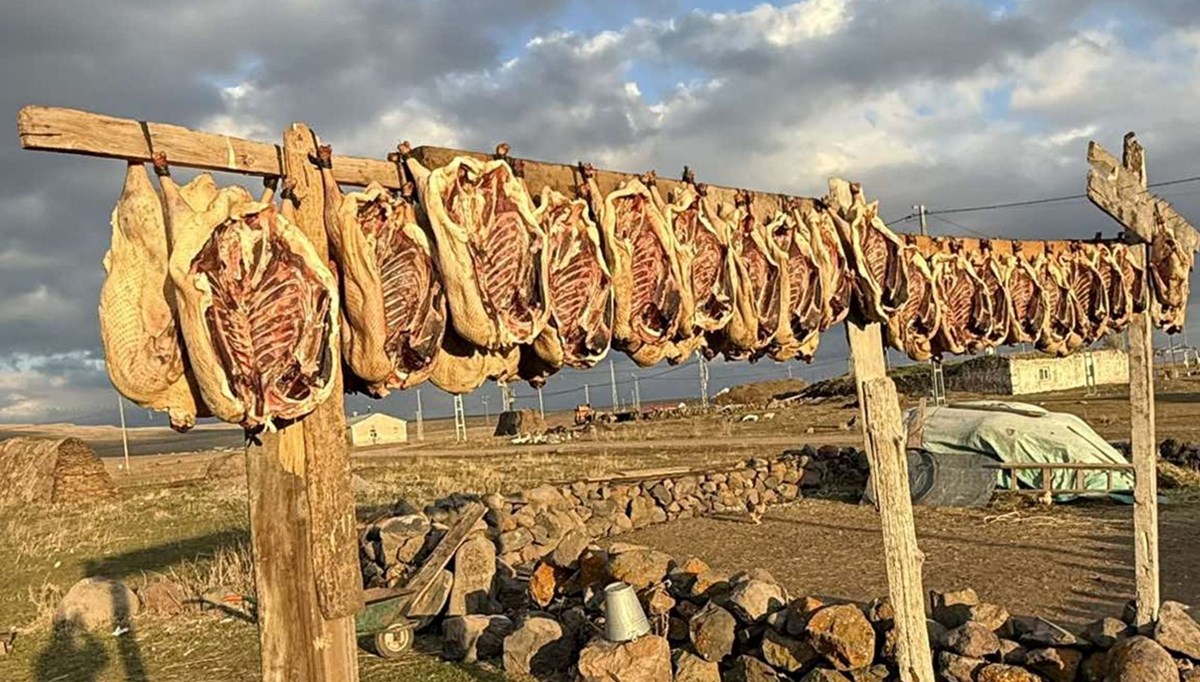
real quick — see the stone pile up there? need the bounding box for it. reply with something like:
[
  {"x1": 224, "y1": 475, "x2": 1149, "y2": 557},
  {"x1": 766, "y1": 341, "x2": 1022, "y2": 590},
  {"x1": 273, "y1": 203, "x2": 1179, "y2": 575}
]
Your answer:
[{"x1": 1159, "y1": 438, "x2": 1200, "y2": 472}]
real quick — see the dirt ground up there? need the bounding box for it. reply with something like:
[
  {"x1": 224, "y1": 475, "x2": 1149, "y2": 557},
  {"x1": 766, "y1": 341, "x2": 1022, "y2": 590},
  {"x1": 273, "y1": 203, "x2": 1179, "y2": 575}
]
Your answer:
[{"x1": 618, "y1": 497, "x2": 1200, "y2": 628}]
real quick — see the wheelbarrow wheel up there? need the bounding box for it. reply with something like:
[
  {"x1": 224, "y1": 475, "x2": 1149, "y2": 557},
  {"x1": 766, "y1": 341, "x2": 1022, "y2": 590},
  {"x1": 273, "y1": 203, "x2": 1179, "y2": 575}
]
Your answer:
[{"x1": 373, "y1": 623, "x2": 413, "y2": 659}]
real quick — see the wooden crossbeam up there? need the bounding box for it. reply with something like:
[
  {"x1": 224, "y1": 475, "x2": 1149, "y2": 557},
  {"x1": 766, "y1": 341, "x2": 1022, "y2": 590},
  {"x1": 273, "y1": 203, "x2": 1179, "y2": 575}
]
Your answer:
[{"x1": 1088, "y1": 136, "x2": 1199, "y2": 248}]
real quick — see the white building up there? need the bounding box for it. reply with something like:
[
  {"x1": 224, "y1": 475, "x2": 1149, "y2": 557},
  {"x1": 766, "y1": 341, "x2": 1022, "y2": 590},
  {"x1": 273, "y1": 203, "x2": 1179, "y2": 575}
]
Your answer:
[{"x1": 347, "y1": 413, "x2": 408, "y2": 447}]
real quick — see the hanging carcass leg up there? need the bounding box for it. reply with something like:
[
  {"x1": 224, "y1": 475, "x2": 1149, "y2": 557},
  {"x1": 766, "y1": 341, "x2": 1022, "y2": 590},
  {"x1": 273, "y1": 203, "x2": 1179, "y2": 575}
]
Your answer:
[
  {"x1": 886, "y1": 235, "x2": 941, "y2": 361},
  {"x1": 769, "y1": 199, "x2": 824, "y2": 362}
]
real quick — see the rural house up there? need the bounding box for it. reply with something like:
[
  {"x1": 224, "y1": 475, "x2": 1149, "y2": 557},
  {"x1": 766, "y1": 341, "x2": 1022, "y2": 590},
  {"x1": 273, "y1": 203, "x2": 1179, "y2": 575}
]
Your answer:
[
  {"x1": 346, "y1": 413, "x2": 408, "y2": 447},
  {"x1": 946, "y1": 349, "x2": 1130, "y2": 395}
]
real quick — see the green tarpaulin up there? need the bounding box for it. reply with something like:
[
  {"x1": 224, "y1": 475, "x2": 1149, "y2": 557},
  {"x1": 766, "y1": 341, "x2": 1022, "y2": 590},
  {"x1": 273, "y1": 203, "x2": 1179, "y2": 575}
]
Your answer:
[{"x1": 905, "y1": 400, "x2": 1135, "y2": 494}]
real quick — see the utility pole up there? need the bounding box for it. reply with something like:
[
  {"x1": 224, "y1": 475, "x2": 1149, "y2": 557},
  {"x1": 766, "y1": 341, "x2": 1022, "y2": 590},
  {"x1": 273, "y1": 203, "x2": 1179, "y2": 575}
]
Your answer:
[
  {"x1": 698, "y1": 355, "x2": 710, "y2": 408},
  {"x1": 630, "y1": 373, "x2": 641, "y2": 412},
  {"x1": 609, "y1": 359, "x2": 620, "y2": 411},
  {"x1": 415, "y1": 389, "x2": 425, "y2": 441},
  {"x1": 116, "y1": 393, "x2": 130, "y2": 473},
  {"x1": 787, "y1": 364, "x2": 793, "y2": 380},
  {"x1": 583, "y1": 383, "x2": 590, "y2": 405},
  {"x1": 537, "y1": 386, "x2": 545, "y2": 419},
  {"x1": 481, "y1": 395, "x2": 490, "y2": 422},
  {"x1": 453, "y1": 395, "x2": 467, "y2": 442},
  {"x1": 913, "y1": 204, "x2": 928, "y2": 236}
]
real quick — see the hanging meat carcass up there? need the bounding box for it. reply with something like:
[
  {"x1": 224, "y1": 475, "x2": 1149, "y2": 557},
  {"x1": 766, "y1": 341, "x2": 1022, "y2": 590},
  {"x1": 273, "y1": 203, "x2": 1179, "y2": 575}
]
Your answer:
[
  {"x1": 830, "y1": 184, "x2": 908, "y2": 323},
  {"x1": 969, "y1": 239, "x2": 1013, "y2": 350},
  {"x1": 405, "y1": 148, "x2": 548, "y2": 350},
  {"x1": 714, "y1": 190, "x2": 783, "y2": 361},
  {"x1": 646, "y1": 169, "x2": 736, "y2": 362},
  {"x1": 1092, "y1": 242, "x2": 1131, "y2": 335},
  {"x1": 99, "y1": 163, "x2": 206, "y2": 431},
  {"x1": 1033, "y1": 246, "x2": 1078, "y2": 356},
  {"x1": 316, "y1": 146, "x2": 446, "y2": 396},
  {"x1": 430, "y1": 327, "x2": 520, "y2": 395},
  {"x1": 155, "y1": 153, "x2": 338, "y2": 430},
  {"x1": 929, "y1": 239, "x2": 993, "y2": 358},
  {"x1": 521, "y1": 181, "x2": 614, "y2": 384},
  {"x1": 886, "y1": 235, "x2": 941, "y2": 362},
  {"x1": 769, "y1": 199, "x2": 824, "y2": 362},
  {"x1": 1064, "y1": 242, "x2": 1109, "y2": 347},
  {"x1": 1148, "y1": 223, "x2": 1195, "y2": 333},
  {"x1": 1002, "y1": 244, "x2": 1049, "y2": 346},
  {"x1": 581, "y1": 164, "x2": 687, "y2": 367},
  {"x1": 1110, "y1": 242, "x2": 1148, "y2": 315},
  {"x1": 800, "y1": 202, "x2": 854, "y2": 332}
]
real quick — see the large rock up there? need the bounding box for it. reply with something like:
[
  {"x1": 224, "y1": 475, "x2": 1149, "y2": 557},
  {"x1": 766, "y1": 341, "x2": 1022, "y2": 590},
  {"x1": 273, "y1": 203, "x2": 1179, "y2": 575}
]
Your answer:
[
  {"x1": 1153, "y1": 600, "x2": 1200, "y2": 659},
  {"x1": 672, "y1": 649, "x2": 721, "y2": 682},
  {"x1": 937, "y1": 652, "x2": 985, "y2": 682},
  {"x1": 975, "y1": 663, "x2": 1040, "y2": 681},
  {"x1": 798, "y1": 669, "x2": 850, "y2": 681},
  {"x1": 577, "y1": 634, "x2": 671, "y2": 682},
  {"x1": 447, "y1": 533, "x2": 496, "y2": 616},
  {"x1": 805, "y1": 604, "x2": 875, "y2": 671},
  {"x1": 689, "y1": 602, "x2": 737, "y2": 662},
  {"x1": 608, "y1": 549, "x2": 673, "y2": 589},
  {"x1": 726, "y1": 655, "x2": 780, "y2": 682},
  {"x1": 629, "y1": 495, "x2": 666, "y2": 528},
  {"x1": 373, "y1": 514, "x2": 431, "y2": 566},
  {"x1": 550, "y1": 528, "x2": 589, "y2": 568},
  {"x1": 760, "y1": 628, "x2": 818, "y2": 674},
  {"x1": 943, "y1": 622, "x2": 1001, "y2": 658},
  {"x1": 1025, "y1": 647, "x2": 1082, "y2": 682},
  {"x1": 930, "y1": 588, "x2": 979, "y2": 626},
  {"x1": 54, "y1": 577, "x2": 140, "y2": 632},
  {"x1": 1081, "y1": 617, "x2": 1132, "y2": 648},
  {"x1": 1007, "y1": 616, "x2": 1076, "y2": 647},
  {"x1": 497, "y1": 528, "x2": 534, "y2": 555},
  {"x1": 503, "y1": 616, "x2": 575, "y2": 678},
  {"x1": 138, "y1": 579, "x2": 186, "y2": 616},
  {"x1": 442, "y1": 615, "x2": 513, "y2": 663},
  {"x1": 1103, "y1": 635, "x2": 1177, "y2": 681},
  {"x1": 529, "y1": 562, "x2": 562, "y2": 608},
  {"x1": 727, "y1": 579, "x2": 788, "y2": 624}
]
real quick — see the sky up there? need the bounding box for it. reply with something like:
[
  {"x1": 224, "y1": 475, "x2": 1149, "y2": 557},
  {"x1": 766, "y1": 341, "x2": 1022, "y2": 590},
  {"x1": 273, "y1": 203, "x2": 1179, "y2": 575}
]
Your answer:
[{"x1": 1, "y1": 0, "x2": 1199, "y2": 427}]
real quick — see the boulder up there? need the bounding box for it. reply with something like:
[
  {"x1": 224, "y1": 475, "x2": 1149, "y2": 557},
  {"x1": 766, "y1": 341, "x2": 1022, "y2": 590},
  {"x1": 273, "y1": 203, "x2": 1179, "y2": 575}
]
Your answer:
[
  {"x1": 726, "y1": 655, "x2": 780, "y2": 682},
  {"x1": 975, "y1": 663, "x2": 1040, "y2": 681},
  {"x1": 727, "y1": 579, "x2": 788, "y2": 624},
  {"x1": 529, "y1": 562, "x2": 562, "y2": 608},
  {"x1": 805, "y1": 604, "x2": 875, "y2": 671},
  {"x1": 138, "y1": 579, "x2": 187, "y2": 616},
  {"x1": 1082, "y1": 617, "x2": 1132, "y2": 648},
  {"x1": 550, "y1": 528, "x2": 589, "y2": 568},
  {"x1": 930, "y1": 588, "x2": 979, "y2": 627},
  {"x1": 1007, "y1": 615, "x2": 1076, "y2": 647},
  {"x1": 54, "y1": 577, "x2": 140, "y2": 632},
  {"x1": 943, "y1": 622, "x2": 1001, "y2": 658},
  {"x1": 760, "y1": 628, "x2": 818, "y2": 674},
  {"x1": 1025, "y1": 647, "x2": 1082, "y2": 682},
  {"x1": 937, "y1": 651, "x2": 985, "y2": 682},
  {"x1": 608, "y1": 549, "x2": 673, "y2": 589},
  {"x1": 1153, "y1": 600, "x2": 1200, "y2": 660},
  {"x1": 1103, "y1": 635, "x2": 1178, "y2": 681},
  {"x1": 629, "y1": 496, "x2": 666, "y2": 528},
  {"x1": 447, "y1": 534, "x2": 496, "y2": 616},
  {"x1": 798, "y1": 669, "x2": 850, "y2": 682},
  {"x1": 1079, "y1": 651, "x2": 1109, "y2": 682},
  {"x1": 577, "y1": 634, "x2": 671, "y2": 682},
  {"x1": 672, "y1": 649, "x2": 721, "y2": 682},
  {"x1": 442, "y1": 615, "x2": 513, "y2": 663},
  {"x1": 846, "y1": 666, "x2": 889, "y2": 682},
  {"x1": 374, "y1": 514, "x2": 431, "y2": 566},
  {"x1": 689, "y1": 602, "x2": 737, "y2": 662},
  {"x1": 497, "y1": 528, "x2": 534, "y2": 554},
  {"x1": 503, "y1": 616, "x2": 575, "y2": 678},
  {"x1": 785, "y1": 596, "x2": 826, "y2": 637}
]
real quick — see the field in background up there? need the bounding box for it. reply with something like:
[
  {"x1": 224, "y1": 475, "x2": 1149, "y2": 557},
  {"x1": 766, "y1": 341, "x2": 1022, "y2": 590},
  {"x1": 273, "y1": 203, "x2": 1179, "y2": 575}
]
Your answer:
[{"x1": 3, "y1": 377, "x2": 1200, "y2": 680}]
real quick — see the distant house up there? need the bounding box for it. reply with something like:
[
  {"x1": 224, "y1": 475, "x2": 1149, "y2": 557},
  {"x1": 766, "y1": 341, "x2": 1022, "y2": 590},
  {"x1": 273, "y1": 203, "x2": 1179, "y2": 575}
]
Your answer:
[
  {"x1": 347, "y1": 413, "x2": 408, "y2": 447},
  {"x1": 946, "y1": 349, "x2": 1129, "y2": 395}
]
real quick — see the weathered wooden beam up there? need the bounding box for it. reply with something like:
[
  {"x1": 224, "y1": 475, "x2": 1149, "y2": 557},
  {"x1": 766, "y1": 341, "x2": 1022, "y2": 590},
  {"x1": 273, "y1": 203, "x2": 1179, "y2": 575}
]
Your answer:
[
  {"x1": 1087, "y1": 135, "x2": 1198, "y2": 250},
  {"x1": 244, "y1": 124, "x2": 359, "y2": 682}
]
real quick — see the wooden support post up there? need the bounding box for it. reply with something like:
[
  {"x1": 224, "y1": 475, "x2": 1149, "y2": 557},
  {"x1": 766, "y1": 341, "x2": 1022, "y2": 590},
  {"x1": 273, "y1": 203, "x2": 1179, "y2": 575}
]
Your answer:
[
  {"x1": 846, "y1": 321, "x2": 935, "y2": 682},
  {"x1": 245, "y1": 123, "x2": 360, "y2": 682}
]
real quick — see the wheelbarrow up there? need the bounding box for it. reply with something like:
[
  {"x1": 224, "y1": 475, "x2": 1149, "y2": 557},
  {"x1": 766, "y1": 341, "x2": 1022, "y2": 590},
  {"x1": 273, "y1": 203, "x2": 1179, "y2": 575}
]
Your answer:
[{"x1": 354, "y1": 587, "x2": 423, "y2": 659}]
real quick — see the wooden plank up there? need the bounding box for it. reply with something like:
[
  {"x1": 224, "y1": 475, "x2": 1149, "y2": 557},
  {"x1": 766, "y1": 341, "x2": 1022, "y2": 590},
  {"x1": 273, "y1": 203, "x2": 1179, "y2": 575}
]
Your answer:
[
  {"x1": 1087, "y1": 134, "x2": 1198, "y2": 249},
  {"x1": 855, "y1": 372, "x2": 935, "y2": 682},
  {"x1": 398, "y1": 502, "x2": 487, "y2": 602},
  {"x1": 283, "y1": 123, "x2": 364, "y2": 620}
]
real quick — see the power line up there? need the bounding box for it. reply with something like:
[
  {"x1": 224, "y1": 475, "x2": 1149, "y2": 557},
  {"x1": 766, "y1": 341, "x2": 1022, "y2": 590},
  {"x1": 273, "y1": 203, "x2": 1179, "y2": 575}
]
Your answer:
[
  {"x1": 928, "y1": 214, "x2": 994, "y2": 240},
  {"x1": 922, "y1": 174, "x2": 1200, "y2": 217}
]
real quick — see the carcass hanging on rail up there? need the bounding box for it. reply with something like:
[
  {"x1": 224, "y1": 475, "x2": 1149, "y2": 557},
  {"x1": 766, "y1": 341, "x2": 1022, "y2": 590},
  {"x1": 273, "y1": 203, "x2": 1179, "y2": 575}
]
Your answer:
[
  {"x1": 769, "y1": 199, "x2": 824, "y2": 362},
  {"x1": 885, "y1": 235, "x2": 941, "y2": 362}
]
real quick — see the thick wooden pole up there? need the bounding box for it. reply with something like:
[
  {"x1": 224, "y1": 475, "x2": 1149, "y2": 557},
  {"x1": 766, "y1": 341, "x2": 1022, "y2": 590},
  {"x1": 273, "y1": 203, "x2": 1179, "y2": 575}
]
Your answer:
[
  {"x1": 1122, "y1": 135, "x2": 1160, "y2": 626},
  {"x1": 846, "y1": 321, "x2": 935, "y2": 682},
  {"x1": 245, "y1": 123, "x2": 360, "y2": 682}
]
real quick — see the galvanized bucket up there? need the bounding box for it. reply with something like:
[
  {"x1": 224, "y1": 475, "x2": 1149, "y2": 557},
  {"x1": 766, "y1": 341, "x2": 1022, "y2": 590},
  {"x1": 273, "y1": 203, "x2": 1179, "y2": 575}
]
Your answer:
[{"x1": 603, "y1": 581, "x2": 651, "y2": 642}]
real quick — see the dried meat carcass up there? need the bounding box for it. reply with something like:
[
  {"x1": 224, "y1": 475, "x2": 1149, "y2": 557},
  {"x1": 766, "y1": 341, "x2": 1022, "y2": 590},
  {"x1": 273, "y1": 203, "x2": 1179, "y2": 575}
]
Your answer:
[
  {"x1": 155, "y1": 154, "x2": 338, "y2": 430},
  {"x1": 581, "y1": 164, "x2": 687, "y2": 367},
  {"x1": 522, "y1": 182, "x2": 614, "y2": 383},
  {"x1": 1002, "y1": 244, "x2": 1049, "y2": 346},
  {"x1": 715, "y1": 190, "x2": 783, "y2": 361},
  {"x1": 801, "y1": 202, "x2": 854, "y2": 332},
  {"x1": 1148, "y1": 224, "x2": 1195, "y2": 333},
  {"x1": 969, "y1": 239, "x2": 1013, "y2": 350},
  {"x1": 430, "y1": 326, "x2": 519, "y2": 395},
  {"x1": 768, "y1": 199, "x2": 824, "y2": 362},
  {"x1": 646, "y1": 169, "x2": 736, "y2": 361},
  {"x1": 1091, "y1": 242, "x2": 1131, "y2": 334},
  {"x1": 829, "y1": 184, "x2": 908, "y2": 323},
  {"x1": 405, "y1": 149, "x2": 548, "y2": 350},
  {"x1": 317, "y1": 146, "x2": 446, "y2": 396},
  {"x1": 1064, "y1": 242, "x2": 1109, "y2": 347},
  {"x1": 1033, "y1": 246, "x2": 1078, "y2": 356},
  {"x1": 1110, "y1": 242, "x2": 1148, "y2": 315},
  {"x1": 929, "y1": 239, "x2": 993, "y2": 358},
  {"x1": 886, "y1": 235, "x2": 941, "y2": 361},
  {"x1": 99, "y1": 163, "x2": 206, "y2": 431}
]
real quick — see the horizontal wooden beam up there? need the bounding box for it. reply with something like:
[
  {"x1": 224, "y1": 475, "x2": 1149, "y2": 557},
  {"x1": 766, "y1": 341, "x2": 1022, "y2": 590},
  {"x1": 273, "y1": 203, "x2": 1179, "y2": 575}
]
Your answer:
[{"x1": 1087, "y1": 136, "x2": 1198, "y2": 249}]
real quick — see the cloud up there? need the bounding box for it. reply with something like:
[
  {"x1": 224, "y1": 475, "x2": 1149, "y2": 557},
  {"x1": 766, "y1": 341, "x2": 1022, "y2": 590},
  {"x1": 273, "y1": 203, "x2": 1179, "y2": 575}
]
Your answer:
[{"x1": 2, "y1": 0, "x2": 1200, "y2": 424}]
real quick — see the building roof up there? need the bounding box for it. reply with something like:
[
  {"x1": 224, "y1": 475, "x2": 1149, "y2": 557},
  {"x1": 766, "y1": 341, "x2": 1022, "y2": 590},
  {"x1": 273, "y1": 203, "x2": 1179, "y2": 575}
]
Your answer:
[{"x1": 347, "y1": 412, "x2": 406, "y2": 426}]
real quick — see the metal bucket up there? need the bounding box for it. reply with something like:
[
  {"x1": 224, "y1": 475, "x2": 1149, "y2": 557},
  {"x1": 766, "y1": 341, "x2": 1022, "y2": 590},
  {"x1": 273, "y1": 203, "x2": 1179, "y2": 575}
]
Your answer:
[{"x1": 603, "y1": 582, "x2": 650, "y2": 642}]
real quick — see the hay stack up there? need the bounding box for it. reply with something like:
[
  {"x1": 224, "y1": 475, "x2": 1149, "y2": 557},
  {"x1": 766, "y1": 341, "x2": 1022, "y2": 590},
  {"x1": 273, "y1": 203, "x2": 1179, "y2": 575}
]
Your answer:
[{"x1": 0, "y1": 437, "x2": 117, "y2": 506}]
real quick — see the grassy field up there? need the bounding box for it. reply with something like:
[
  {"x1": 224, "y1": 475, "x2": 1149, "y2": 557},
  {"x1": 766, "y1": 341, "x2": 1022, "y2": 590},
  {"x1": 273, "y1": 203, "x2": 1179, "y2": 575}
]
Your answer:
[{"x1": 2, "y1": 377, "x2": 1200, "y2": 680}]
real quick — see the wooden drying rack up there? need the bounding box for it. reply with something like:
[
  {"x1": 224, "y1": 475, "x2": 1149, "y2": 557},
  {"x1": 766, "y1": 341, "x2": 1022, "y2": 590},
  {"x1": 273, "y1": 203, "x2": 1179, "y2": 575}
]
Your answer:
[{"x1": 17, "y1": 104, "x2": 1184, "y2": 682}]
